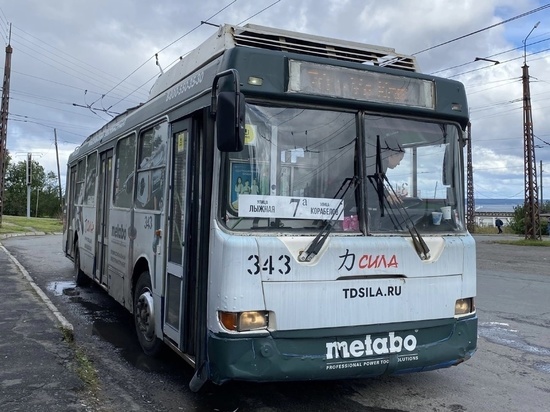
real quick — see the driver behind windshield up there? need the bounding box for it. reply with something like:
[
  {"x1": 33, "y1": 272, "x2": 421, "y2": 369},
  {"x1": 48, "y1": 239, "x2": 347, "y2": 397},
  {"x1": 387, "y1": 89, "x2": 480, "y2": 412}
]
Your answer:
[{"x1": 366, "y1": 136, "x2": 405, "y2": 229}]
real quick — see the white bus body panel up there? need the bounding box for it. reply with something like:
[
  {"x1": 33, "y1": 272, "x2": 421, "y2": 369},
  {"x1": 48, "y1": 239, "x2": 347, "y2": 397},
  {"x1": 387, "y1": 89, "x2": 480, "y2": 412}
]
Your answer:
[
  {"x1": 208, "y1": 225, "x2": 475, "y2": 333},
  {"x1": 78, "y1": 206, "x2": 97, "y2": 275},
  {"x1": 107, "y1": 209, "x2": 134, "y2": 302}
]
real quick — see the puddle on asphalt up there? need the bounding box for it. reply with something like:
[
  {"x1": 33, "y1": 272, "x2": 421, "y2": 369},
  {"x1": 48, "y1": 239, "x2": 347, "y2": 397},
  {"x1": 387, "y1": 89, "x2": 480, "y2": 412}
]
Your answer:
[
  {"x1": 47, "y1": 279, "x2": 183, "y2": 374},
  {"x1": 92, "y1": 318, "x2": 184, "y2": 374},
  {"x1": 70, "y1": 296, "x2": 111, "y2": 317},
  {"x1": 479, "y1": 321, "x2": 550, "y2": 371},
  {"x1": 47, "y1": 280, "x2": 77, "y2": 296},
  {"x1": 534, "y1": 362, "x2": 550, "y2": 373}
]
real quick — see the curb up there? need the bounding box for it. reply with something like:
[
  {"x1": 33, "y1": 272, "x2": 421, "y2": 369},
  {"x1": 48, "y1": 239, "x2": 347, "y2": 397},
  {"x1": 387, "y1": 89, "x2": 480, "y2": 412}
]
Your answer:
[
  {"x1": 0, "y1": 231, "x2": 63, "y2": 240},
  {"x1": 0, "y1": 243, "x2": 74, "y2": 339}
]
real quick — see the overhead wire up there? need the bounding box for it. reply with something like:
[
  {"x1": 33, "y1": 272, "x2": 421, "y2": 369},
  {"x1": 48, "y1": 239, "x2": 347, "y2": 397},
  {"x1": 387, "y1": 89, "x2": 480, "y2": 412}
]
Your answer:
[
  {"x1": 238, "y1": 0, "x2": 281, "y2": 25},
  {"x1": 419, "y1": 6, "x2": 550, "y2": 134},
  {"x1": 4, "y1": 2, "x2": 549, "y2": 174},
  {"x1": 12, "y1": 25, "x2": 148, "y2": 98},
  {"x1": 10, "y1": 31, "x2": 147, "y2": 102},
  {"x1": 107, "y1": 0, "x2": 284, "y2": 110},
  {"x1": 8, "y1": 113, "x2": 97, "y2": 133},
  {"x1": 430, "y1": 36, "x2": 550, "y2": 76},
  {"x1": 412, "y1": 3, "x2": 550, "y2": 55},
  {"x1": 0, "y1": 6, "x2": 8, "y2": 44},
  {"x1": 11, "y1": 46, "x2": 143, "y2": 106},
  {"x1": 0, "y1": 1, "x2": 260, "y2": 151},
  {"x1": 102, "y1": 1, "x2": 238, "y2": 111},
  {"x1": 9, "y1": 70, "x2": 136, "y2": 104}
]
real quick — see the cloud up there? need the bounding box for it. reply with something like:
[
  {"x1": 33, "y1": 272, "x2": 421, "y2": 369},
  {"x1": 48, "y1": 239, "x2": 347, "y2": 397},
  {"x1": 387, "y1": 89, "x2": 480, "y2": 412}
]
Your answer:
[{"x1": 1, "y1": 0, "x2": 549, "y2": 199}]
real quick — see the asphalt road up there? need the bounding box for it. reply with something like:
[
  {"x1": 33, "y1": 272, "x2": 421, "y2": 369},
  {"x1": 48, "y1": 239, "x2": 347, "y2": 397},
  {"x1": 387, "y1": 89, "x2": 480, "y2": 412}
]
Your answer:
[{"x1": 2, "y1": 234, "x2": 550, "y2": 412}]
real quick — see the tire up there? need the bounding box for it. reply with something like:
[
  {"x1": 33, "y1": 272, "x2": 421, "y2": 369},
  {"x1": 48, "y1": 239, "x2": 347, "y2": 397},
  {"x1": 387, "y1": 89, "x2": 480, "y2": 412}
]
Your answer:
[
  {"x1": 134, "y1": 270, "x2": 163, "y2": 356},
  {"x1": 74, "y1": 246, "x2": 91, "y2": 286}
]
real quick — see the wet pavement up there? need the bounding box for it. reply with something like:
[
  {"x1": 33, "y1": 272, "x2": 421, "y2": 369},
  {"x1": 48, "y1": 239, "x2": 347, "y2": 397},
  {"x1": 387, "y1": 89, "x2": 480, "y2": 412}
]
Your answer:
[
  {"x1": 0, "y1": 242, "x2": 91, "y2": 411},
  {"x1": 1, "y1": 232, "x2": 549, "y2": 411}
]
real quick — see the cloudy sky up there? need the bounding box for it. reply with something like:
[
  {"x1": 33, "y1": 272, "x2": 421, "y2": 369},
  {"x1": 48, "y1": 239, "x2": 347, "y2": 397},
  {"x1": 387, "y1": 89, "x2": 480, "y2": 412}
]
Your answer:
[{"x1": 1, "y1": 0, "x2": 550, "y2": 201}]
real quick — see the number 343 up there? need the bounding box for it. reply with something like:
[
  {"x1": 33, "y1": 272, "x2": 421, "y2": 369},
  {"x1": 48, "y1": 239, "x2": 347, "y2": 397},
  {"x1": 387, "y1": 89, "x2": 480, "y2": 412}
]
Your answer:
[{"x1": 247, "y1": 254, "x2": 291, "y2": 275}]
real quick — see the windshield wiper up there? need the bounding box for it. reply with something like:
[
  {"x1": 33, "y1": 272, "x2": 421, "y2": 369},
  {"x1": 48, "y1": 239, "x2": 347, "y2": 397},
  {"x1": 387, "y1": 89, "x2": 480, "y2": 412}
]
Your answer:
[
  {"x1": 383, "y1": 178, "x2": 430, "y2": 260},
  {"x1": 368, "y1": 136, "x2": 430, "y2": 260},
  {"x1": 298, "y1": 176, "x2": 359, "y2": 262}
]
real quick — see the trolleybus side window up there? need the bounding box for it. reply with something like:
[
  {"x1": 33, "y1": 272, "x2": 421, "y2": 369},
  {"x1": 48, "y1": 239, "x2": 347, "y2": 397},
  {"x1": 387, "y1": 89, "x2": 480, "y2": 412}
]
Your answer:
[
  {"x1": 135, "y1": 123, "x2": 167, "y2": 211},
  {"x1": 114, "y1": 134, "x2": 136, "y2": 209},
  {"x1": 75, "y1": 159, "x2": 86, "y2": 206},
  {"x1": 84, "y1": 152, "x2": 97, "y2": 205}
]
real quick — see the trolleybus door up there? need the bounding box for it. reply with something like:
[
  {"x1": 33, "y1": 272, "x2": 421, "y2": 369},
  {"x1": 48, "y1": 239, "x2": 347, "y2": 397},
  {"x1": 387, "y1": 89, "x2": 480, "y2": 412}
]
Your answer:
[
  {"x1": 65, "y1": 165, "x2": 77, "y2": 256},
  {"x1": 95, "y1": 149, "x2": 113, "y2": 287},
  {"x1": 164, "y1": 120, "x2": 191, "y2": 349}
]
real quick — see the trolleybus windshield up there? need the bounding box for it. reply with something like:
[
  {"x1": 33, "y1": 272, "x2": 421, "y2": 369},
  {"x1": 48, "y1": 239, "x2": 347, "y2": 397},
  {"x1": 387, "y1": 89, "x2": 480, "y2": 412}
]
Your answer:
[{"x1": 222, "y1": 104, "x2": 465, "y2": 234}]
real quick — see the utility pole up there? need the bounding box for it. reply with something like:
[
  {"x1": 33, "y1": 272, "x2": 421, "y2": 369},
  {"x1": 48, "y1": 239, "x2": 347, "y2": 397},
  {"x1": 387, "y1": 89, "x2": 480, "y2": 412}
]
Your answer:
[
  {"x1": 0, "y1": 25, "x2": 13, "y2": 227},
  {"x1": 466, "y1": 122, "x2": 475, "y2": 232},
  {"x1": 54, "y1": 128, "x2": 63, "y2": 212},
  {"x1": 522, "y1": 22, "x2": 541, "y2": 240},
  {"x1": 26, "y1": 153, "x2": 32, "y2": 218},
  {"x1": 540, "y1": 160, "x2": 544, "y2": 209}
]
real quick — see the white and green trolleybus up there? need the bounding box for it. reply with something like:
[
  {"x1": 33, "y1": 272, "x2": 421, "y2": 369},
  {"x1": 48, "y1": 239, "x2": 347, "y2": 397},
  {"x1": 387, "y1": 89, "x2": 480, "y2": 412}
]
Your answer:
[{"x1": 63, "y1": 23, "x2": 477, "y2": 391}]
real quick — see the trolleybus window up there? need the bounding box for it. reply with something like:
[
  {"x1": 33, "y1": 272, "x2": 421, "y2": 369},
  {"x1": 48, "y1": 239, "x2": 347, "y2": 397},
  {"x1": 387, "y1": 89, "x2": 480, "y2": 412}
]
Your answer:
[
  {"x1": 114, "y1": 134, "x2": 136, "y2": 208},
  {"x1": 364, "y1": 115, "x2": 464, "y2": 233},
  {"x1": 84, "y1": 152, "x2": 97, "y2": 205},
  {"x1": 75, "y1": 159, "x2": 85, "y2": 206},
  {"x1": 224, "y1": 105, "x2": 357, "y2": 230},
  {"x1": 136, "y1": 123, "x2": 167, "y2": 211}
]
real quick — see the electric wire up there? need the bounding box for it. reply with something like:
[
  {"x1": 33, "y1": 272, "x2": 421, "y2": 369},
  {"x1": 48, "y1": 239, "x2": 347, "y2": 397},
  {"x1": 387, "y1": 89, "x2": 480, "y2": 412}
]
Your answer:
[
  {"x1": 101, "y1": 1, "x2": 238, "y2": 111},
  {"x1": 238, "y1": 0, "x2": 281, "y2": 25},
  {"x1": 412, "y1": 3, "x2": 550, "y2": 55},
  {"x1": 12, "y1": 25, "x2": 148, "y2": 98},
  {"x1": 107, "y1": 0, "x2": 284, "y2": 110}
]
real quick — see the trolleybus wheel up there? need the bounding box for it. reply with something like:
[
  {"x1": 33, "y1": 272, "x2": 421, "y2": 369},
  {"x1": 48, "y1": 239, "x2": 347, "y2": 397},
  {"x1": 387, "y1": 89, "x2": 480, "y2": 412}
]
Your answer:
[
  {"x1": 134, "y1": 271, "x2": 163, "y2": 356},
  {"x1": 74, "y1": 246, "x2": 90, "y2": 286}
]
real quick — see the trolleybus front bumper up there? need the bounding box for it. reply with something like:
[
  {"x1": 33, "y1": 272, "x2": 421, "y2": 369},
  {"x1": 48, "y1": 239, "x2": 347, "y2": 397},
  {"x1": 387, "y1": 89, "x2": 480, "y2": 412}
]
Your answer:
[{"x1": 206, "y1": 315, "x2": 477, "y2": 385}]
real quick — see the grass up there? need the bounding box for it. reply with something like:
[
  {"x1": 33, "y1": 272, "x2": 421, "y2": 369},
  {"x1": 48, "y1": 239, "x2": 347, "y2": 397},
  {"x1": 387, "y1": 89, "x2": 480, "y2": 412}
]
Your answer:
[
  {"x1": 0, "y1": 215, "x2": 63, "y2": 235},
  {"x1": 60, "y1": 329, "x2": 101, "y2": 401},
  {"x1": 472, "y1": 225, "x2": 514, "y2": 235},
  {"x1": 3, "y1": 215, "x2": 548, "y2": 247},
  {"x1": 74, "y1": 346, "x2": 100, "y2": 392}
]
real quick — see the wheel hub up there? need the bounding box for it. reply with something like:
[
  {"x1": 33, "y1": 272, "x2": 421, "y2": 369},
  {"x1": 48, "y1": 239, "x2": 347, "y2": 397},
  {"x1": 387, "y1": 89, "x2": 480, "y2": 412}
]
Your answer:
[{"x1": 136, "y1": 290, "x2": 155, "y2": 341}]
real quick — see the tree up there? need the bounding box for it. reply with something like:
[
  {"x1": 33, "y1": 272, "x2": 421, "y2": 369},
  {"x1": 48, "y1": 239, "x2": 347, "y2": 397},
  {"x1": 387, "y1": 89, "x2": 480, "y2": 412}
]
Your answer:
[
  {"x1": 3, "y1": 159, "x2": 62, "y2": 218},
  {"x1": 509, "y1": 201, "x2": 550, "y2": 236},
  {"x1": 39, "y1": 171, "x2": 63, "y2": 217}
]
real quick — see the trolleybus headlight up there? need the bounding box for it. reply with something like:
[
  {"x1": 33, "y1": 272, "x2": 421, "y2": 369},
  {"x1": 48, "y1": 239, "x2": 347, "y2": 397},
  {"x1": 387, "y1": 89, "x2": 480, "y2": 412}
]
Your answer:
[
  {"x1": 454, "y1": 298, "x2": 475, "y2": 316},
  {"x1": 219, "y1": 311, "x2": 269, "y2": 331},
  {"x1": 247, "y1": 76, "x2": 263, "y2": 86}
]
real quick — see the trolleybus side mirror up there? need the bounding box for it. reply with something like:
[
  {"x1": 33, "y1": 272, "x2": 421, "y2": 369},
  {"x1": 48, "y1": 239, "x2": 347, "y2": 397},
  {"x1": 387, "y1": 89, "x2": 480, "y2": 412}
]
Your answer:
[
  {"x1": 215, "y1": 91, "x2": 246, "y2": 152},
  {"x1": 211, "y1": 69, "x2": 245, "y2": 152}
]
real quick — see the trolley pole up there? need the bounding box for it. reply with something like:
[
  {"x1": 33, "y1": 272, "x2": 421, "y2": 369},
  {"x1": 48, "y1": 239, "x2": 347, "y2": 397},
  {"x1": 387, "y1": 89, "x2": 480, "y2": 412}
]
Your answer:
[
  {"x1": 0, "y1": 27, "x2": 13, "y2": 226},
  {"x1": 522, "y1": 23, "x2": 541, "y2": 240}
]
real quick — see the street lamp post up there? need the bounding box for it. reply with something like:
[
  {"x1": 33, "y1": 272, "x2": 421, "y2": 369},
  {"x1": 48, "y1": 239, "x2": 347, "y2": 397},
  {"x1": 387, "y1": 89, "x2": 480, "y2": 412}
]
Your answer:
[
  {"x1": 524, "y1": 22, "x2": 540, "y2": 64},
  {"x1": 522, "y1": 22, "x2": 541, "y2": 240}
]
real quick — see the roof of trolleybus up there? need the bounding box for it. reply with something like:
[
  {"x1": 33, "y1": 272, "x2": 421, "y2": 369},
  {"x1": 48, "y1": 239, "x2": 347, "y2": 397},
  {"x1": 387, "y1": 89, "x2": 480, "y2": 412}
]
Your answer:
[{"x1": 68, "y1": 23, "x2": 468, "y2": 164}]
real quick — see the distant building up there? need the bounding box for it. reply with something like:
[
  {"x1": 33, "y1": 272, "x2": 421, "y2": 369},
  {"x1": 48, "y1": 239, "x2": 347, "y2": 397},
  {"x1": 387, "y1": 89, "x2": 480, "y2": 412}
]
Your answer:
[{"x1": 474, "y1": 211, "x2": 513, "y2": 227}]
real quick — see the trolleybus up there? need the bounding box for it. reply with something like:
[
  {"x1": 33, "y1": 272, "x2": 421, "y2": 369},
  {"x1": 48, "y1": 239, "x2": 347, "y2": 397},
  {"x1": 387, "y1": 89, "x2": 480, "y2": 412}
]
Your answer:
[{"x1": 63, "y1": 23, "x2": 477, "y2": 391}]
